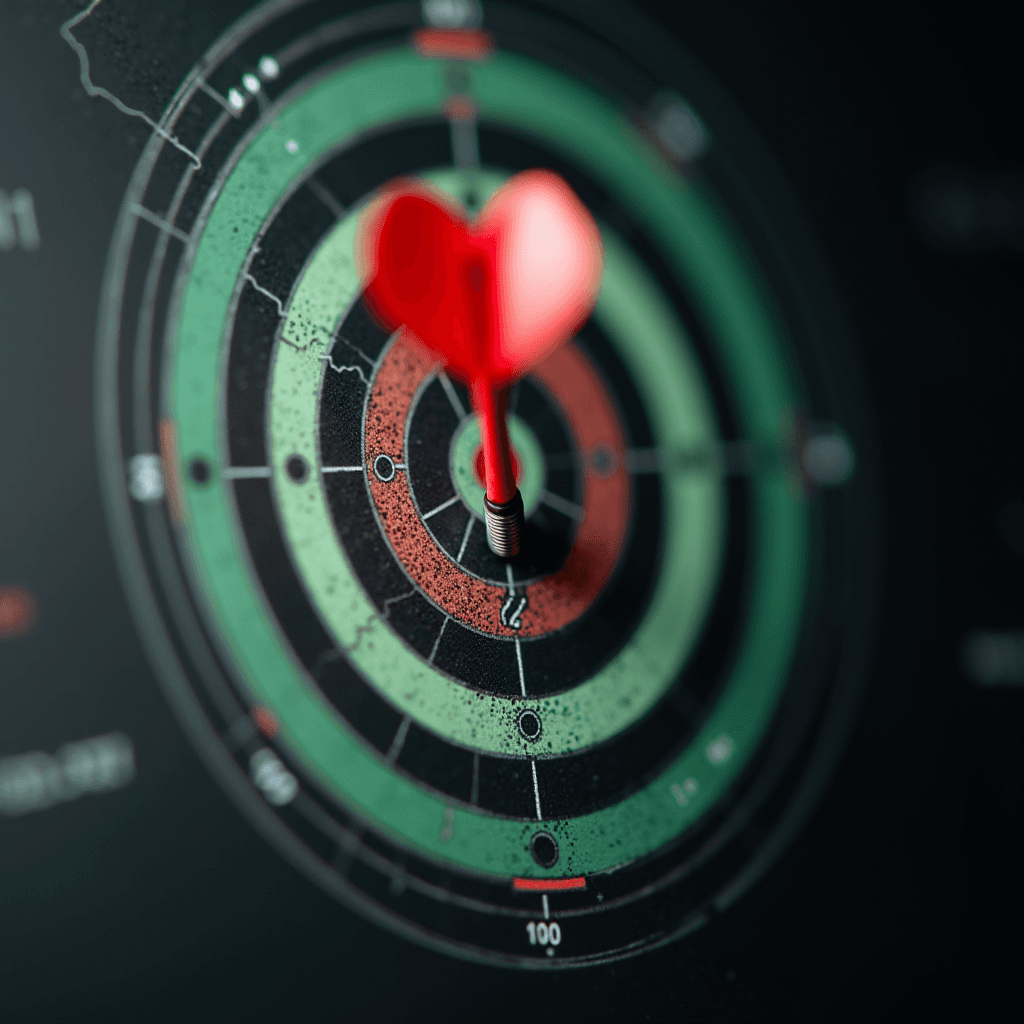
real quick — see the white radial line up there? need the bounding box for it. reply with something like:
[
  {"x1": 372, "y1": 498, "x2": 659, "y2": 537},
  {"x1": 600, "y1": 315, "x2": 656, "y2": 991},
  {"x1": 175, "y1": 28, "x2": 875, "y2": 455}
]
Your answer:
[
  {"x1": 306, "y1": 177, "x2": 346, "y2": 219},
  {"x1": 515, "y1": 639, "x2": 526, "y2": 697},
  {"x1": 223, "y1": 466, "x2": 271, "y2": 479},
  {"x1": 129, "y1": 203, "x2": 189, "y2": 243},
  {"x1": 423, "y1": 494, "x2": 461, "y2": 520},
  {"x1": 542, "y1": 894, "x2": 550, "y2": 920},
  {"x1": 321, "y1": 465, "x2": 364, "y2": 473},
  {"x1": 450, "y1": 119, "x2": 480, "y2": 169},
  {"x1": 456, "y1": 516, "x2": 474, "y2": 563},
  {"x1": 505, "y1": 562, "x2": 515, "y2": 594},
  {"x1": 540, "y1": 489, "x2": 585, "y2": 520},
  {"x1": 386, "y1": 716, "x2": 411, "y2": 764},
  {"x1": 197, "y1": 78, "x2": 241, "y2": 117},
  {"x1": 530, "y1": 759, "x2": 543, "y2": 820},
  {"x1": 438, "y1": 371, "x2": 467, "y2": 420},
  {"x1": 59, "y1": 1, "x2": 202, "y2": 169},
  {"x1": 382, "y1": 589, "x2": 415, "y2": 618},
  {"x1": 428, "y1": 615, "x2": 450, "y2": 664},
  {"x1": 334, "y1": 335, "x2": 376, "y2": 367}
]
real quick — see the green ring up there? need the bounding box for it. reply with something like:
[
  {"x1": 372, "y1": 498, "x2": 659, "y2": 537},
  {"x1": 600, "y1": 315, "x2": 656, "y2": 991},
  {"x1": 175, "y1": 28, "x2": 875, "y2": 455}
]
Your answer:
[
  {"x1": 448, "y1": 412, "x2": 545, "y2": 522},
  {"x1": 171, "y1": 47, "x2": 808, "y2": 879}
]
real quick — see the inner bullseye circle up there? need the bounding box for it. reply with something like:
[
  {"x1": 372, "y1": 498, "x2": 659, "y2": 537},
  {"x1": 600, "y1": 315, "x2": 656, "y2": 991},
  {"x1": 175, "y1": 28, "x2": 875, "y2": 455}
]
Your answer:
[
  {"x1": 449, "y1": 413, "x2": 545, "y2": 520},
  {"x1": 473, "y1": 446, "x2": 519, "y2": 490}
]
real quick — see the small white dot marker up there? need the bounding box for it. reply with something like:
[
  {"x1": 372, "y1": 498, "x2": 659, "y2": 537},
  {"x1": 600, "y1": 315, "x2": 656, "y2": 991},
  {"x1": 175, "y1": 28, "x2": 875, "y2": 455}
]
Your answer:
[
  {"x1": 706, "y1": 735, "x2": 734, "y2": 765},
  {"x1": 285, "y1": 139, "x2": 299, "y2": 154},
  {"x1": 228, "y1": 88, "x2": 245, "y2": 111},
  {"x1": 127, "y1": 454, "x2": 164, "y2": 502},
  {"x1": 258, "y1": 55, "x2": 280, "y2": 80},
  {"x1": 242, "y1": 73, "x2": 261, "y2": 95}
]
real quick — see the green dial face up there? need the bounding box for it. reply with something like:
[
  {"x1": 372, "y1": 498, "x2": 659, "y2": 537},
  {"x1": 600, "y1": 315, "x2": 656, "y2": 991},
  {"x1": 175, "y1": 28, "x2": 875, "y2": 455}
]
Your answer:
[{"x1": 99, "y1": 0, "x2": 872, "y2": 966}]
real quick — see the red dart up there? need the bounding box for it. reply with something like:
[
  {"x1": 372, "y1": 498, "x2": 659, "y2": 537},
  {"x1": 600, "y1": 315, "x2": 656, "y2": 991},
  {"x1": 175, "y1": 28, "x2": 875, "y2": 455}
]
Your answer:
[{"x1": 357, "y1": 170, "x2": 603, "y2": 557}]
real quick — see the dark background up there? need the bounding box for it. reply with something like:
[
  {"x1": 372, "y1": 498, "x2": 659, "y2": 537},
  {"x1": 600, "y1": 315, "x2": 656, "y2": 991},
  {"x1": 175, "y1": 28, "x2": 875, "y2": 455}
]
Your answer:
[{"x1": 0, "y1": 1, "x2": 1020, "y2": 1020}]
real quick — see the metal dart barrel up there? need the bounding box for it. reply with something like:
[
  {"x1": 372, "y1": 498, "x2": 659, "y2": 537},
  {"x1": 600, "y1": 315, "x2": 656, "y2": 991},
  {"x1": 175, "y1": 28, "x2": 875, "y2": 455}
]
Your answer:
[{"x1": 484, "y1": 489, "x2": 525, "y2": 558}]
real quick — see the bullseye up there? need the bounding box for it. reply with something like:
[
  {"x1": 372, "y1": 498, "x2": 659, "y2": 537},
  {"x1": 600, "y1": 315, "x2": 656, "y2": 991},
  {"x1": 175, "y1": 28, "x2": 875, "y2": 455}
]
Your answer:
[
  {"x1": 474, "y1": 446, "x2": 520, "y2": 489},
  {"x1": 448, "y1": 411, "x2": 547, "y2": 524}
]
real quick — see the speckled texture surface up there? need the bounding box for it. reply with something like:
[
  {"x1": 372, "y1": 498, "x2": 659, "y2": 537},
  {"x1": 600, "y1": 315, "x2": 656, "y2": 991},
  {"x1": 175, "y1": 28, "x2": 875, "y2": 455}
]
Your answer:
[{"x1": 366, "y1": 334, "x2": 629, "y2": 638}]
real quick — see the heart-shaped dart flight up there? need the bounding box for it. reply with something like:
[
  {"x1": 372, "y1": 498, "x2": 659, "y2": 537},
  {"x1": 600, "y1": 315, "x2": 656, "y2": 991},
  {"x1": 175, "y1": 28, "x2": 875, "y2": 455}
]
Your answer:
[{"x1": 358, "y1": 170, "x2": 603, "y2": 556}]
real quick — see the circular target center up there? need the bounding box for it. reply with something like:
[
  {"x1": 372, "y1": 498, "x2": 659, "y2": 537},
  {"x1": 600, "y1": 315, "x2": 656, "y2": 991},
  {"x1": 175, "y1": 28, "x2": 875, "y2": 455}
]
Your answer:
[
  {"x1": 473, "y1": 445, "x2": 521, "y2": 489},
  {"x1": 449, "y1": 412, "x2": 545, "y2": 519}
]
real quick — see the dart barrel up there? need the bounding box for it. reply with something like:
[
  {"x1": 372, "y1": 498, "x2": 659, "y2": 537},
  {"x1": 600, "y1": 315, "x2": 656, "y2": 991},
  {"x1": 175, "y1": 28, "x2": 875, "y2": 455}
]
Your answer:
[{"x1": 484, "y1": 490, "x2": 525, "y2": 558}]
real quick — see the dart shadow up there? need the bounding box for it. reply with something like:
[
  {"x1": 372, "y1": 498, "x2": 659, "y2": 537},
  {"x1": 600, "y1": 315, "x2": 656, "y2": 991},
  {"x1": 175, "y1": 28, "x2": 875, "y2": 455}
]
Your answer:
[{"x1": 507, "y1": 513, "x2": 573, "y2": 578}]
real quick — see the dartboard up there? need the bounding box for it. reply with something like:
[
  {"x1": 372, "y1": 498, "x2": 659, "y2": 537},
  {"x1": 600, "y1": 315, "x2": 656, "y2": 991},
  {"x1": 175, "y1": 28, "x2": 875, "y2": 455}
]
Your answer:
[{"x1": 97, "y1": 0, "x2": 875, "y2": 966}]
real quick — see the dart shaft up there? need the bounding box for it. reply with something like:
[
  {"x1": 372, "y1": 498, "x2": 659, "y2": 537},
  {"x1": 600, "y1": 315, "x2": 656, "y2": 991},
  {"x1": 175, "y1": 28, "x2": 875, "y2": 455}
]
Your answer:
[
  {"x1": 471, "y1": 378, "x2": 517, "y2": 504},
  {"x1": 471, "y1": 377, "x2": 524, "y2": 557}
]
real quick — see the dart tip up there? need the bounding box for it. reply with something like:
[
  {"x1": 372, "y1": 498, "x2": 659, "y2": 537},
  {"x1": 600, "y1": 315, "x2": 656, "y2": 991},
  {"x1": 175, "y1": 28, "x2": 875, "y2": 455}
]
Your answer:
[{"x1": 484, "y1": 489, "x2": 525, "y2": 558}]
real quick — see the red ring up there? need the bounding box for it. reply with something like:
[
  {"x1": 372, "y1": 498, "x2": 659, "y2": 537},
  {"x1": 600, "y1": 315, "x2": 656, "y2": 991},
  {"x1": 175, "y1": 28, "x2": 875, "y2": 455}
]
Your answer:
[{"x1": 364, "y1": 334, "x2": 629, "y2": 638}]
